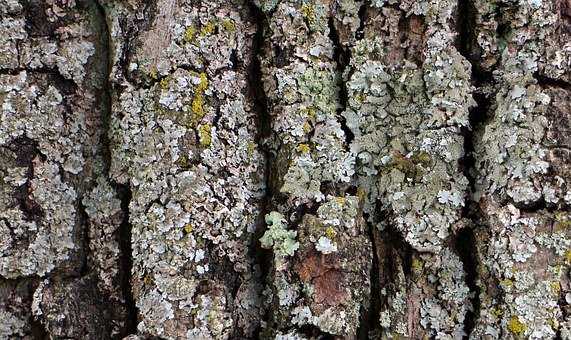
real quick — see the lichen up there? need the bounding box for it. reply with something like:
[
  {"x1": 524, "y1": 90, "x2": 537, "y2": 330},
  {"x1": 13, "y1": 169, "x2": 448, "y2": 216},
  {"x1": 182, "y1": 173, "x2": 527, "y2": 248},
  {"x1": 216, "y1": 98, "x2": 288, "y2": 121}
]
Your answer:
[{"x1": 260, "y1": 211, "x2": 300, "y2": 259}]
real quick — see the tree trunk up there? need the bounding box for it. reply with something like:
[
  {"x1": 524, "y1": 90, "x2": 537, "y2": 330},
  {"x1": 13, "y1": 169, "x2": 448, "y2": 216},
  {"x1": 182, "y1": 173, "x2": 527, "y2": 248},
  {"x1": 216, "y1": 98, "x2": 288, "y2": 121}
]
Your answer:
[{"x1": 0, "y1": 0, "x2": 569, "y2": 339}]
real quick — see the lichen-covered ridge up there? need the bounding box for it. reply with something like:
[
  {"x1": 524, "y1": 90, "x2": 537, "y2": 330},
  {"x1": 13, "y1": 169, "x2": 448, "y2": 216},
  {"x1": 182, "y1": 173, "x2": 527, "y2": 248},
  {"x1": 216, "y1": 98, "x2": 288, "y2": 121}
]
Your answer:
[{"x1": 0, "y1": 0, "x2": 569, "y2": 339}]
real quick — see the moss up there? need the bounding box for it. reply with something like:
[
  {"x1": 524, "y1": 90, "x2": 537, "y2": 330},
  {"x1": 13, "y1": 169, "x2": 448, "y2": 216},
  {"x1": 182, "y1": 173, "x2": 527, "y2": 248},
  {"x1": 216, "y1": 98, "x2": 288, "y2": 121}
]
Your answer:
[
  {"x1": 198, "y1": 124, "x2": 212, "y2": 147},
  {"x1": 507, "y1": 315, "x2": 527, "y2": 336}
]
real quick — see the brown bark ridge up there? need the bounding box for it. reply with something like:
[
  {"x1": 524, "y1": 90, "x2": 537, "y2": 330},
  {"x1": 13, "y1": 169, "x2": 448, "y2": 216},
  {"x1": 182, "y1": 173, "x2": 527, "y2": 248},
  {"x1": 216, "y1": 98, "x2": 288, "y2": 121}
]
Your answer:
[{"x1": 0, "y1": 0, "x2": 569, "y2": 339}]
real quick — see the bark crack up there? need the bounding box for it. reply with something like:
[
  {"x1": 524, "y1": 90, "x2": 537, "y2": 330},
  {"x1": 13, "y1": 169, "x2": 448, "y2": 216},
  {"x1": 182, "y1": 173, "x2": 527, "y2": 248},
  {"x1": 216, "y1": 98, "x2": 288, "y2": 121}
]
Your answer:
[
  {"x1": 93, "y1": 0, "x2": 138, "y2": 335},
  {"x1": 456, "y1": 0, "x2": 491, "y2": 336},
  {"x1": 247, "y1": 2, "x2": 273, "y2": 337},
  {"x1": 328, "y1": 17, "x2": 354, "y2": 146}
]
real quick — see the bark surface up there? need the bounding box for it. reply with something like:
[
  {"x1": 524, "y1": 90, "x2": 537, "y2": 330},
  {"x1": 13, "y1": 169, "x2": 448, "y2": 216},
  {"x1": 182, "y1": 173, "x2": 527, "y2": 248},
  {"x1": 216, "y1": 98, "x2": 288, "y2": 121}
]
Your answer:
[{"x1": 0, "y1": 0, "x2": 569, "y2": 339}]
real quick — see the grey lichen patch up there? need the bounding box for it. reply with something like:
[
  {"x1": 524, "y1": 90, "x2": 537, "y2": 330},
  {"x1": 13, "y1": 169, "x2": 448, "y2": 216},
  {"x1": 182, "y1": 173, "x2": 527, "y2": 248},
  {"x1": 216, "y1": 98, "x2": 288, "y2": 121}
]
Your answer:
[
  {"x1": 255, "y1": 0, "x2": 371, "y2": 336},
  {"x1": 343, "y1": 0, "x2": 474, "y2": 252},
  {"x1": 82, "y1": 176, "x2": 128, "y2": 337},
  {"x1": 104, "y1": 0, "x2": 266, "y2": 338},
  {"x1": 471, "y1": 204, "x2": 571, "y2": 339},
  {"x1": 0, "y1": 0, "x2": 112, "y2": 281},
  {"x1": 471, "y1": 0, "x2": 570, "y2": 209},
  {"x1": 340, "y1": 0, "x2": 475, "y2": 337}
]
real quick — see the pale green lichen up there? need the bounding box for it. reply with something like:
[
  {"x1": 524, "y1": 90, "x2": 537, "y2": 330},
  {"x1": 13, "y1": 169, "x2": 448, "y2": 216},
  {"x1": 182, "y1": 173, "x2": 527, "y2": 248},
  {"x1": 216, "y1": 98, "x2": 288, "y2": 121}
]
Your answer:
[{"x1": 260, "y1": 211, "x2": 299, "y2": 258}]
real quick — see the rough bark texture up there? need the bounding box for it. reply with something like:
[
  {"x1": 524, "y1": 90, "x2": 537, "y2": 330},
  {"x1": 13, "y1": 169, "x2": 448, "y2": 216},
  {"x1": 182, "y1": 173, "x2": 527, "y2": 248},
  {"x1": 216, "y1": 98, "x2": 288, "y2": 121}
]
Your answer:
[{"x1": 0, "y1": 0, "x2": 569, "y2": 339}]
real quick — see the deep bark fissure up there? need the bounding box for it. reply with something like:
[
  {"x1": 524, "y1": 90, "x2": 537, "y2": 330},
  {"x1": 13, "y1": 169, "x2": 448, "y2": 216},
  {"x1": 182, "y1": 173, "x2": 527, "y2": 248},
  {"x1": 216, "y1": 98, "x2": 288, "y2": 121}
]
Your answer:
[
  {"x1": 534, "y1": 72, "x2": 571, "y2": 91},
  {"x1": 357, "y1": 220, "x2": 381, "y2": 339},
  {"x1": 454, "y1": 227, "x2": 481, "y2": 338},
  {"x1": 247, "y1": 3, "x2": 274, "y2": 337},
  {"x1": 77, "y1": 199, "x2": 90, "y2": 277},
  {"x1": 456, "y1": 0, "x2": 492, "y2": 336},
  {"x1": 93, "y1": 0, "x2": 138, "y2": 335},
  {"x1": 328, "y1": 17, "x2": 354, "y2": 146},
  {"x1": 355, "y1": 1, "x2": 368, "y2": 40},
  {"x1": 23, "y1": 277, "x2": 48, "y2": 340}
]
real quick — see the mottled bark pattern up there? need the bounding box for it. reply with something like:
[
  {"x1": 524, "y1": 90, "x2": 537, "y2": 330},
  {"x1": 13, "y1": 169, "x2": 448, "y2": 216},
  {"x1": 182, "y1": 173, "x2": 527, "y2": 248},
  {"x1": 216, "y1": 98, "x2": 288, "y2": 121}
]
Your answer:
[{"x1": 0, "y1": 0, "x2": 569, "y2": 339}]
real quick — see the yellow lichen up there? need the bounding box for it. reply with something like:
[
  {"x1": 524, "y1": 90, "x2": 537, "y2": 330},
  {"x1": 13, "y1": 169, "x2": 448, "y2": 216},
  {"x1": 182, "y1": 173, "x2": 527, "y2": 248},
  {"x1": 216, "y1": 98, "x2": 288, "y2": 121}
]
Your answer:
[
  {"x1": 184, "y1": 223, "x2": 193, "y2": 234},
  {"x1": 191, "y1": 73, "x2": 209, "y2": 125},
  {"x1": 197, "y1": 72, "x2": 208, "y2": 92},
  {"x1": 184, "y1": 25, "x2": 196, "y2": 43},
  {"x1": 200, "y1": 21, "x2": 216, "y2": 36},
  {"x1": 301, "y1": 4, "x2": 316, "y2": 25},
  {"x1": 297, "y1": 143, "x2": 311, "y2": 154},
  {"x1": 192, "y1": 94, "x2": 205, "y2": 122},
  {"x1": 306, "y1": 107, "x2": 317, "y2": 119},
  {"x1": 143, "y1": 274, "x2": 153, "y2": 285},
  {"x1": 550, "y1": 281, "x2": 561, "y2": 294},
  {"x1": 160, "y1": 76, "x2": 170, "y2": 90},
  {"x1": 247, "y1": 141, "x2": 256, "y2": 156},
  {"x1": 554, "y1": 212, "x2": 571, "y2": 231},
  {"x1": 325, "y1": 226, "x2": 336, "y2": 239},
  {"x1": 491, "y1": 307, "x2": 503, "y2": 318},
  {"x1": 565, "y1": 249, "x2": 571, "y2": 264},
  {"x1": 198, "y1": 124, "x2": 212, "y2": 147},
  {"x1": 499, "y1": 278, "x2": 514, "y2": 288},
  {"x1": 177, "y1": 155, "x2": 190, "y2": 168},
  {"x1": 148, "y1": 66, "x2": 159, "y2": 80},
  {"x1": 222, "y1": 19, "x2": 236, "y2": 32},
  {"x1": 303, "y1": 121, "x2": 312, "y2": 133},
  {"x1": 507, "y1": 315, "x2": 527, "y2": 336},
  {"x1": 412, "y1": 258, "x2": 423, "y2": 272}
]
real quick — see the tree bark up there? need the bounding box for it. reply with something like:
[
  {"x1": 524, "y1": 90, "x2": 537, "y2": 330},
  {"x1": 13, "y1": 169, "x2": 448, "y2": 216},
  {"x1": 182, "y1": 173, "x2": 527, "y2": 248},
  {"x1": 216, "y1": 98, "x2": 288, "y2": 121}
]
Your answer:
[{"x1": 0, "y1": 0, "x2": 569, "y2": 339}]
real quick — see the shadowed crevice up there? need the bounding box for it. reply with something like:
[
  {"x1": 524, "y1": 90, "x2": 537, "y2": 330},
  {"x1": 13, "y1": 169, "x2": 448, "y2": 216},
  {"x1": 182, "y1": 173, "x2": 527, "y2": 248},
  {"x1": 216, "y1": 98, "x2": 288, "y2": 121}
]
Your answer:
[
  {"x1": 93, "y1": 0, "x2": 138, "y2": 335},
  {"x1": 246, "y1": 2, "x2": 274, "y2": 338},
  {"x1": 456, "y1": 0, "x2": 490, "y2": 337},
  {"x1": 454, "y1": 227, "x2": 481, "y2": 338},
  {"x1": 328, "y1": 17, "x2": 354, "y2": 146}
]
